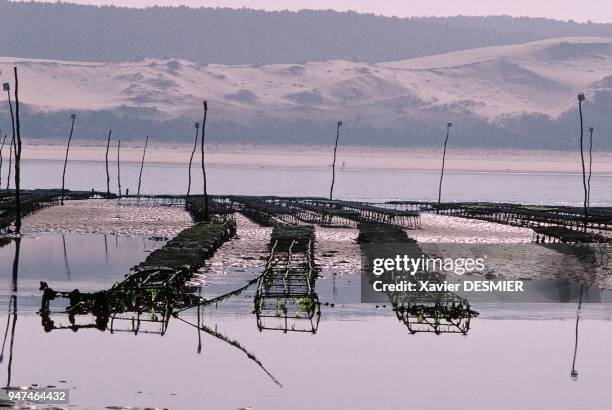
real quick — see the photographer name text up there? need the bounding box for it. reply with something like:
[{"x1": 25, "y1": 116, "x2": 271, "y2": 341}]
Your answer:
[{"x1": 372, "y1": 280, "x2": 524, "y2": 293}]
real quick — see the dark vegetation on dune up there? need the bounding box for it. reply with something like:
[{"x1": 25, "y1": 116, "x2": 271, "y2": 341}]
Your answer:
[
  {"x1": 2, "y1": 1, "x2": 612, "y2": 65},
  {"x1": 4, "y1": 102, "x2": 612, "y2": 150}
]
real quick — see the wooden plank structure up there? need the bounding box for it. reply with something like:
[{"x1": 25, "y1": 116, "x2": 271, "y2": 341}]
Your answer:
[
  {"x1": 185, "y1": 195, "x2": 236, "y2": 221},
  {"x1": 8, "y1": 189, "x2": 610, "y2": 244},
  {"x1": 38, "y1": 220, "x2": 236, "y2": 334},
  {"x1": 357, "y1": 222, "x2": 478, "y2": 335},
  {"x1": 230, "y1": 196, "x2": 301, "y2": 226},
  {"x1": 387, "y1": 200, "x2": 612, "y2": 243},
  {"x1": 254, "y1": 225, "x2": 321, "y2": 333},
  {"x1": 291, "y1": 198, "x2": 421, "y2": 228},
  {"x1": 268, "y1": 197, "x2": 359, "y2": 227},
  {"x1": 119, "y1": 194, "x2": 186, "y2": 207}
]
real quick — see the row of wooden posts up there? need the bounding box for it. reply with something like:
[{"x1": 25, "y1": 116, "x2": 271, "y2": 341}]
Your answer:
[
  {"x1": 436, "y1": 93, "x2": 595, "y2": 233},
  {"x1": 58, "y1": 100, "x2": 211, "y2": 218},
  {"x1": 0, "y1": 71, "x2": 599, "y2": 238}
]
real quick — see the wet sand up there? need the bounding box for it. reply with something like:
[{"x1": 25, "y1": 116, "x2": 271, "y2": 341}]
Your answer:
[
  {"x1": 22, "y1": 199, "x2": 192, "y2": 237},
  {"x1": 413, "y1": 213, "x2": 534, "y2": 243}
]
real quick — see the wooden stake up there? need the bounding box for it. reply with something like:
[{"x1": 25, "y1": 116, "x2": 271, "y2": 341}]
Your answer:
[
  {"x1": 6, "y1": 135, "x2": 12, "y2": 190},
  {"x1": 117, "y1": 139, "x2": 122, "y2": 197},
  {"x1": 0, "y1": 134, "x2": 6, "y2": 189},
  {"x1": 187, "y1": 122, "x2": 199, "y2": 198},
  {"x1": 60, "y1": 113, "x2": 76, "y2": 205},
  {"x1": 437, "y1": 122, "x2": 452, "y2": 212},
  {"x1": 13, "y1": 67, "x2": 22, "y2": 233},
  {"x1": 201, "y1": 101, "x2": 209, "y2": 221},
  {"x1": 587, "y1": 127, "x2": 594, "y2": 209},
  {"x1": 137, "y1": 136, "x2": 148, "y2": 197},
  {"x1": 3, "y1": 81, "x2": 16, "y2": 192},
  {"x1": 105, "y1": 129, "x2": 112, "y2": 195},
  {"x1": 578, "y1": 94, "x2": 587, "y2": 232},
  {"x1": 329, "y1": 121, "x2": 342, "y2": 200}
]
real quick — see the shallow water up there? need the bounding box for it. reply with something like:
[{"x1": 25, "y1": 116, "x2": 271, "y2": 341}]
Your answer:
[
  {"x1": 0, "y1": 233, "x2": 166, "y2": 311},
  {"x1": 5, "y1": 311, "x2": 612, "y2": 409},
  {"x1": 23, "y1": 199, "x2": 192, "y2": 237},
  {"x1": 11, "y1": 157, "x2": 612, "y2": 206},
  {"x1": 1, "y1": 207, "x2": 612, "y2": 408}
]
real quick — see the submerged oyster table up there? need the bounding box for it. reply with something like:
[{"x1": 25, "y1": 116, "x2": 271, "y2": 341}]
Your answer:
[{"x1": 254, "y1": 225, "x2": 321, "y2": 334}]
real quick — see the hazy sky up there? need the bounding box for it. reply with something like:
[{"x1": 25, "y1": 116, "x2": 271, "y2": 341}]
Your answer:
[{"x1": 29, "y1": 0, "x2": 612, "y2": 23}]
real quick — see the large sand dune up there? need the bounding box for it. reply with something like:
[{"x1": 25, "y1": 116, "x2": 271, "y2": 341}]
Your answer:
[{"x1": 1, "y1": 37, "x2": 611, "y2": 126}]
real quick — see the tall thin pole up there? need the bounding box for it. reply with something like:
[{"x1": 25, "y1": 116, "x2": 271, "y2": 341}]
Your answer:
[
  {"x1": 0, "y1": 134, "x2": 6, "y2": 189},
  {"x1": 578, "y1": 94, "x2": 587, "y2": 232},
  {"x1": 187, "y1": 122, "x2": 199, "y2": 198},
  {"x1": 12, "y1": 68, "x2": 22, "y2": 234},
  {"x1": 137, "y1": 136, "x2": 148, "y2": 197},
  {"x1": 329, "y1": 121, "x2": 342, "y2": 200},
  {"x1": 437, "y1": 122, "x2": 452, "y2": 212},
  {"x1": 201, "y1": 100, "x2": 209, "y2": 221},
  {"x1": 3, "y1": 82, "x2": 16, "y2": 192},
  {"x1": 587, "y1": 127, "x2": 594, "y2": 209},
  {"x1": 117, "y1": 139, "x2": 122, "y2": 197},
  {"x1": 6, "y1": 135, "x2": 12, "y2": 190},
  {"x1": 61, "y1": 114, "x2": 76, "y2": 205},
  {"x1": 105, "y1": 129, "x2": 112, "y2": 195}
]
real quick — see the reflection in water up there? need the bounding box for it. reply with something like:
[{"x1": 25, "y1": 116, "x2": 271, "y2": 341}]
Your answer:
[
  {"x1": 2, "y1": 238, "x2": 21, "y2": 388},
  {"x1": 11, "y1": 238, "x2": 20, "y2": 293},
  {"x1": 38, "y1": 264, "x2": 284, "y2": 386},
  {"x1": 3, "y1": 295, "x2": 17, "y2": 387},
  {"x1": 571, "y1": 284, "x2": 584, "y2": 380},
  {"x1": 39, "y1": 266, "x2": 200, "y2": 334},
  {"x1": 174, "y1": 313, "x2": 283, "y2": 387},
  {"x1": 0, "y1": 301, "x2": 10, "y2": 363},
  {"x1": 392, "y1": 272, "x2": 478, "y2": 335},
  {"x1": 62, "y1": 234, "x2": 71, "y2": 280},
  {"x1": 2, "y1": 296, "x2": 17, "y2": 388},
  {"x1": 35, "y1": 224, "x2": 327, "y2": 389},
  {"x1": 5, "y1": 214, "x2": 612, "y2": 407},
  {"x1": 104, "y1": 234, "x2": 108, "y2": 262}
]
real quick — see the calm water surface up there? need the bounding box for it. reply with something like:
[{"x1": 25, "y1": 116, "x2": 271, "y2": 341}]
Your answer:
[
  {"x1": 0, "y1": 225, "x2": 611, "y2": 409},
  {"x1": 1, "y1": 148, "x2": 612, "y2": 408},
  {"x1": 14, "y1": 158, "x2": 612, "y2": 206}
]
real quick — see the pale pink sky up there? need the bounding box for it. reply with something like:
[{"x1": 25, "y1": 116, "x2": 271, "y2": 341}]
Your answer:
[{"x1": 26, "y1": 0, "x2": 612, "y2": 22}]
